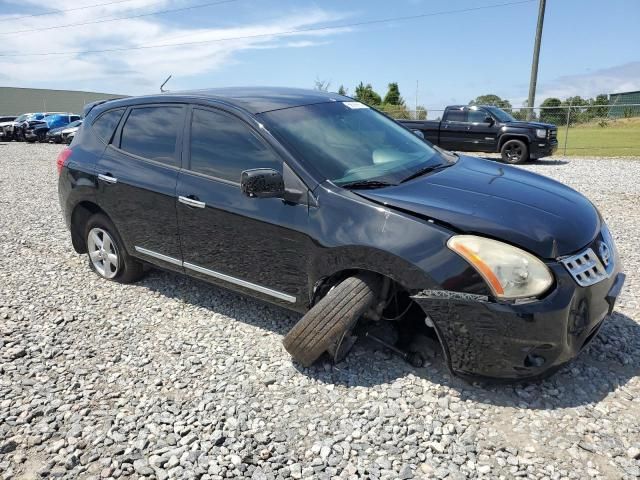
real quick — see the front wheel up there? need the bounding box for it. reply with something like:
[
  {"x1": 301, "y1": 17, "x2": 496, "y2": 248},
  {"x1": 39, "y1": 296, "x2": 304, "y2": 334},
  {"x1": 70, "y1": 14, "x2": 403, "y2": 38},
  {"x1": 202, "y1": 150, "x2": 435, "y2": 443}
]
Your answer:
[
  {"x1": 283, "y1": 273, "x2": 382, "y2": 367},
  {"x1": 85, "y1": 214, "x2": 144, "y2": 283},
  {"x1": 500, "y1": 139, "x2": 528, "y2": 164}
]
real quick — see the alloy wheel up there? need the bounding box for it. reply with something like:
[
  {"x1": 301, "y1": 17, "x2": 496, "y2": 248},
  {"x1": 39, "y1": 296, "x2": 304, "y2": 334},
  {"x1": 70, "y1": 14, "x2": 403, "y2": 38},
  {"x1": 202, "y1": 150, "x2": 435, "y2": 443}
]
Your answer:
[
  {"x1": 505, "y1": 144, "x2": 523, "y2": 162},
  {"x1": 87, "y1": 227, "x2": 119, "y2": 279}
]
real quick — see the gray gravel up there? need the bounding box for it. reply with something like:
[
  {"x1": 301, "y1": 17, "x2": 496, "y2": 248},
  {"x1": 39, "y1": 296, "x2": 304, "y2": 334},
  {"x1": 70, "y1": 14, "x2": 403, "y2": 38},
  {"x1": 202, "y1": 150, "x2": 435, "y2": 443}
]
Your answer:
[{"x1": 1, "y1": 142, "x2": 639, "y2": 480}]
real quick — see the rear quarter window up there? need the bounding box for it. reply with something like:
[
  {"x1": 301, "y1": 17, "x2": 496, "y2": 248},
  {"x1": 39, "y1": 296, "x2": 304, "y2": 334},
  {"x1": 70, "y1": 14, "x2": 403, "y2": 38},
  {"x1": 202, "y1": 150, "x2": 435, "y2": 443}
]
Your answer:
[{"x1": 92, "y1": 108, "x2": 125, "y2": 143}]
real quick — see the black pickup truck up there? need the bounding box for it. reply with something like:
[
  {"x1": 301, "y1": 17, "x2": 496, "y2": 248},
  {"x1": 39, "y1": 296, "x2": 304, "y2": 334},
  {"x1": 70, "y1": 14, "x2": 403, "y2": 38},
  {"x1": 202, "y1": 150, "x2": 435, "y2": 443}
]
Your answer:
[{"x1": 400, "y1": 105, "x2": 558, "y2": 164}]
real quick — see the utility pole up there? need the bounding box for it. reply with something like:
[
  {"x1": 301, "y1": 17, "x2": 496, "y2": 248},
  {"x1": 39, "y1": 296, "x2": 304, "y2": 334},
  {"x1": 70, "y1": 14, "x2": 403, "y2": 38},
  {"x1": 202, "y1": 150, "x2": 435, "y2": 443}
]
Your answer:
[
  {"x1": 526, "y1": 0, "x2": 546, "y2": 120},
  {"x1": 415, "y1": 80, "x2": 419, "y2": 120}
]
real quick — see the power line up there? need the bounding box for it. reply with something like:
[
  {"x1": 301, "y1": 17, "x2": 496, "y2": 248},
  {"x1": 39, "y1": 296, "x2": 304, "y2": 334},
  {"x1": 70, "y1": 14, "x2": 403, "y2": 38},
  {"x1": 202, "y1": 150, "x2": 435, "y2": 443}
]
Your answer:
[
  {"x1": 0, "y1": 0, "x2": 535, "y2": 57},
  {"x1": 0, "y1": 0, "x2": 143, "y2": 23},
  {"x1": 0, "y1": 0, "x2": 239, "y2": 36}
]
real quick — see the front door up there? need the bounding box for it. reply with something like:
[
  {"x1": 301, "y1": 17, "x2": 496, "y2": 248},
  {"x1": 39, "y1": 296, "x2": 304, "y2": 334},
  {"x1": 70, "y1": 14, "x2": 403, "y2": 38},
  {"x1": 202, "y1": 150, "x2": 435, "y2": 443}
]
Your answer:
[
  {"x1": 95, "y1": 104, "x2": 186, "y2": 270},
  {"x1": 176, "y1": 107, "x2": 313, "y2": 309},
  {"x1": 466, "y1": 108, "x2": 499, "y2": 152}
]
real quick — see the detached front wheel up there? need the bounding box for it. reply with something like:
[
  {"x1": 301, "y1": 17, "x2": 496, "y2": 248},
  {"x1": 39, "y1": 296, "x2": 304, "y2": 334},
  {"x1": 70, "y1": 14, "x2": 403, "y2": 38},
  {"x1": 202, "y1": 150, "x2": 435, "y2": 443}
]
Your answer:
[
  {"x1": 283, "y1": 273, "x2": 382, "y2": 367},
  {"x1": 501, "y1": 139, "x2": 528, "y2": 164}
]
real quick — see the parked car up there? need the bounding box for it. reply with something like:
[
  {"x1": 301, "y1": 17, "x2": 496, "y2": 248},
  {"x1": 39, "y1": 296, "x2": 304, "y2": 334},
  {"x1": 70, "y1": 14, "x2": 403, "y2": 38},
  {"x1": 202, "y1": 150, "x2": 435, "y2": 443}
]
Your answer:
[
  {"x1": 46, "y1": 119, "x2": 83, "y2": 144},
  {"x1": 25, "y1": 114, "x2": 81, "y2": 143},
  {"x1": 0, "y1": 116, "x2": 17, "y2": 140},
  {"x1": 1, "y1": 112, "x2": 47, "y2": 141},
  {"x1": 65, "y1": 130, "x2": 76, "y2": 145},
  {"x1": 57, "y1": 88, "x2": 624, "y2": 381},
  {"x1": 399, "y1": 105, "x2": 558, "y2": 164}
]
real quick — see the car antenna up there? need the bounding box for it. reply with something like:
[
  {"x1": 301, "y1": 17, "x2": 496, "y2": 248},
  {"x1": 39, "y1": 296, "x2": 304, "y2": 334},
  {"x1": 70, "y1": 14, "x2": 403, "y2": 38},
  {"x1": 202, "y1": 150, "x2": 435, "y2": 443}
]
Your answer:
[{"x1": 160, "y1": 75, "x2": 172, "y2": 93}]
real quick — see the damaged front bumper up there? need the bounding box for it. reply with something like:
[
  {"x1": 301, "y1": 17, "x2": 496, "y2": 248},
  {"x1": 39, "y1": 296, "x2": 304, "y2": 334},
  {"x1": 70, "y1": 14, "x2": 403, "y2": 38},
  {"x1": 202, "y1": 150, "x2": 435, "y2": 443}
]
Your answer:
[{"x1": 411, "y1": 264, "x2": 625, "y2": 382}]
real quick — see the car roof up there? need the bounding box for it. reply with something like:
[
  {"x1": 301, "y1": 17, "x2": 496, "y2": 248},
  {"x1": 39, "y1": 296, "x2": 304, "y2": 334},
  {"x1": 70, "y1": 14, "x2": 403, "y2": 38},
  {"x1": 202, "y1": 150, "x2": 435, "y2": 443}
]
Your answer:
[{"x1": 93, "y1": 87, "x2": 353, "y2": 115}]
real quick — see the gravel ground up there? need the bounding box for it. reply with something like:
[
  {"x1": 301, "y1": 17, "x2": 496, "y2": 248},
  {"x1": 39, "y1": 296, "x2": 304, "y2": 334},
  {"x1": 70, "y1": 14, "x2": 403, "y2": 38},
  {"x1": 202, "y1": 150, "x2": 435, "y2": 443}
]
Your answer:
[{"x1": 0, "y1": 142, "x2": 639, "y2": 480}]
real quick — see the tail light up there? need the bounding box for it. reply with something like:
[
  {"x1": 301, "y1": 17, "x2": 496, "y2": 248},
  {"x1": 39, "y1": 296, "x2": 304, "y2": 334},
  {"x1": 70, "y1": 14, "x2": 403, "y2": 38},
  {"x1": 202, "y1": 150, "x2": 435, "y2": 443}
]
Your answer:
[{"x1": 56, "y1": 147, "x2": 72, "y2": 175}]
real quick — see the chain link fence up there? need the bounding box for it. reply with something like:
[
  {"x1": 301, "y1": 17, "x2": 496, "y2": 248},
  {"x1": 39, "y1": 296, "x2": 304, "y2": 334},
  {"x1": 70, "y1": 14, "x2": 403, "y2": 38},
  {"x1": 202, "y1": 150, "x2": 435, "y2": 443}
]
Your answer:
[{"x1": 387, "y1": 103, "x2": 640, "y2": 157}]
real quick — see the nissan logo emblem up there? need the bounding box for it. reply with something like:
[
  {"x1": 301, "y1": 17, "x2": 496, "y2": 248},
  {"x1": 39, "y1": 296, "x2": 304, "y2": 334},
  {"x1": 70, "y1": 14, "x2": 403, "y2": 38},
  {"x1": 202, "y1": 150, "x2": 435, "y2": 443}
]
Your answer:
[{"x1": 598, "y1": 241, "x2": 611, "y2": 267}]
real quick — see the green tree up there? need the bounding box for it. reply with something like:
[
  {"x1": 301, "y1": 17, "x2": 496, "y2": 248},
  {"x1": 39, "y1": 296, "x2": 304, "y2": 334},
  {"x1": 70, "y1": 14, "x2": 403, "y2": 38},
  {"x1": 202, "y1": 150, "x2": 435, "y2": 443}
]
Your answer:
[
  {"x1": 539, "y1": 97, "x2": 563, "y2": 124},
  {"x1": 354, "y1": 82, "x2": 381, "y2": 106},
  {"x1": 382, "y1": 82, "x2": 405, "y2": 106},
  {"x1": 562, "y1": 95, "x2": 589, "y2": 124},
  {"x1": 469, "y1": 94, "x2": 512, "y2": 110},
  {"x1": 337, "y1": 85, "x2": 347, "y2": 96},
  {"x1": 589, "y1": 94, "x2": 609, "y2": 120},
  {"x1": 379, "y1": 103, "x2": 411, "y2": 119},
  {"x1": 415, "y1": 105, "x2": 427, "y2": 120}
]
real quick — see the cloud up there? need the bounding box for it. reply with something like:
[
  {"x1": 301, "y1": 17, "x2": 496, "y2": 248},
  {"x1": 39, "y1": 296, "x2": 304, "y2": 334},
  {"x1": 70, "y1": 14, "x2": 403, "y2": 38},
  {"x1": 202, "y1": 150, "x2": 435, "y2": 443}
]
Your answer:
[
  {"x1": 0, "y1": 1, "x2": 350, "y2": 94},
  {"x1": 536, "y1": 62, "x2": 640, "y2": 102}
]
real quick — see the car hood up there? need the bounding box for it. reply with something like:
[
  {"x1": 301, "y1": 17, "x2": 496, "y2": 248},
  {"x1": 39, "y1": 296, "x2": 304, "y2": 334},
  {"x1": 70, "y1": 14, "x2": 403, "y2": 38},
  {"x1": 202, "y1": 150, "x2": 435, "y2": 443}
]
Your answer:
[
  {"x1": 504, "y1": 120, "x2": 556, "y2": 129},
  {"x1": 356, "y1": 155, "x2": 600, "y2": 259}
]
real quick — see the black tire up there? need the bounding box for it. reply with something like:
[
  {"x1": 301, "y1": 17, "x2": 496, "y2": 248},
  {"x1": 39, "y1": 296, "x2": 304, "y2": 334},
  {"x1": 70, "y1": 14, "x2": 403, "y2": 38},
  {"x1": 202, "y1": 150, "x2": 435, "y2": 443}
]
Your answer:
[
  {"x1": 500, "y1": 139, "x2": 528, "y2": 164},
  {"x1": 283, "y1": 273, "x2": 381, "y2": 367},
  {"x1": 84, "y1": 213, "x2": 144, "y2": 283}
]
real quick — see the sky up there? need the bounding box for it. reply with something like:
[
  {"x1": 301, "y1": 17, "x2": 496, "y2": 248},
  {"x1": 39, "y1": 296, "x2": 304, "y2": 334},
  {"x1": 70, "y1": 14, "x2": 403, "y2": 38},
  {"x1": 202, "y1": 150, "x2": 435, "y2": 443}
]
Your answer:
[{"x1": 0, "y1": 0, "x2": 638, "y2": 109}]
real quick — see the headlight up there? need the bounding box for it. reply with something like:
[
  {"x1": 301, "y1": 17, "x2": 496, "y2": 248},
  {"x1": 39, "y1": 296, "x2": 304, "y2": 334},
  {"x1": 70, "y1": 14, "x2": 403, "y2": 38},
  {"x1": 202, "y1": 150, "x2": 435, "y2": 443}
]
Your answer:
[
  {"x1": 447, "y1": 235, "x2": 553, "y2": 299},
  {"x1": 536, "y1": 128, "x2": 547, "y2": 138}
]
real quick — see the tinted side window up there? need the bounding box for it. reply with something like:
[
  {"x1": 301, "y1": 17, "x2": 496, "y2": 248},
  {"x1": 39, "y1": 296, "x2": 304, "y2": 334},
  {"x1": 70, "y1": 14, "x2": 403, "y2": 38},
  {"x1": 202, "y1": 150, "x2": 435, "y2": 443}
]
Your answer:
[
  {"x1": 92, "y1": 108, "x2": 125, "y2": 143},
  {"x1": 468, "y1": 109, "x2": 488, "y2": 123},
  {"x1": 120, "y1": 107, "x2": 183, "y2": 166},
  {"x1": 189, "y1": 108, "x2": 280, "y2": 182},
  {"x1": 445, "y1": 109, "x2": 466, "y2": 122}
]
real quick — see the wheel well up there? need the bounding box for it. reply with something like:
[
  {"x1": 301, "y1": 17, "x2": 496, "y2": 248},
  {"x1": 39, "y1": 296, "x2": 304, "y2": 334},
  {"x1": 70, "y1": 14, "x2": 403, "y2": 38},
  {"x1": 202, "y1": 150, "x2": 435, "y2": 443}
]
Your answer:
[
  {"x1": 70, "y1": 201, "x2": 106, "y2": 253},
  {"x1": 498, "y1": 135, "x2": 530, "y2": 150},
  {"x1": 311, "y1": 268, "x2": 445, "y2": 356}
]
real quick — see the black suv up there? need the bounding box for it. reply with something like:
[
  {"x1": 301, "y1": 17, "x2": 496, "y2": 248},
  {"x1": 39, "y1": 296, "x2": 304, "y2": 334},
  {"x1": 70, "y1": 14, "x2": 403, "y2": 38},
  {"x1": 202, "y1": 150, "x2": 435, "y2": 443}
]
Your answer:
[{"x1": 58, "y1": 87, "x2": 624, "y2": 381}]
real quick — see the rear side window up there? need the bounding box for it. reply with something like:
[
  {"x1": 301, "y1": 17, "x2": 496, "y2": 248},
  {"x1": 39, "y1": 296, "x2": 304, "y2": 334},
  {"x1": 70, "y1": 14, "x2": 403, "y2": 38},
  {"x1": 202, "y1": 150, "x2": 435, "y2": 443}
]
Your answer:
[
  {"x1": 445, "y1": 109, "x2": 466, "y2": 122},
  {"x1": 92, "y1": 108, "x2": 125, "y2": 143},
  {"x1": 189, "y1": 108, "x2": 281, "y2": 182},
  {"x1": 119, "y1": 106, "x2": 183, "y2": 166}
]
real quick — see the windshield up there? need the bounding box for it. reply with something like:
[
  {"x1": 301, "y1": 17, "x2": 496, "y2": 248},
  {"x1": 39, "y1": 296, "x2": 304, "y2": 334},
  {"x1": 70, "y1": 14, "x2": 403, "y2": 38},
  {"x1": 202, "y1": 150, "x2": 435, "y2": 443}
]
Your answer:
[
  {"x1": 260, "y1": 102, "x2": 448, "y2": 186},
  {"x1": 15, "y1": 114, "x2": 30, "y2": 122},
  {"x1": 485, "y1": 106, "x2": 516, "y2": 122},
  {"x1": 66, "y1": 120, "x2": 82, "y2": 128}
]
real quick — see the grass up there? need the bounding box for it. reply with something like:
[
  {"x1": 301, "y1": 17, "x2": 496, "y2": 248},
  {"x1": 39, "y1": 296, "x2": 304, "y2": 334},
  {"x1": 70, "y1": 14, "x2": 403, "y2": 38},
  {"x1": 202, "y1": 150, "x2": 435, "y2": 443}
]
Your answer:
[{"x1": 556, "y1": 117, "x2": 640, "y2": 157}]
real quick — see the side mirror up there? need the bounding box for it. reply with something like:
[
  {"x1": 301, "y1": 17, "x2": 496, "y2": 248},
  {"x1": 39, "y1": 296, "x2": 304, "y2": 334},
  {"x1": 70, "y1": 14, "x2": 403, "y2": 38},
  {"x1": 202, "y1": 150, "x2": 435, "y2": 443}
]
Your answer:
[
  {"x1": 241, "y1": 168, "x2": 285, "y2": 199},
  {"x1": 411, "y1": 129, "x2": 425, "y2": 139},
  {"x1": 484, "y1": 116, "x2": 494, "y2": 125}
]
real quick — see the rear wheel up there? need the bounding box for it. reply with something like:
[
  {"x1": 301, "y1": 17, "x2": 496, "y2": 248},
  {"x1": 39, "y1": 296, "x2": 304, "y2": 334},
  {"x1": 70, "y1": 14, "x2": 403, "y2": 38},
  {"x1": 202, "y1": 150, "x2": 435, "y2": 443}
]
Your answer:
[
  {"x1": 85, "y1": 214, "x2": 144, "y2": 283},
  {"x1": 283, "y1": 273, "x2": 382, "y2": 367},
  {"x1": 500, "y1": 139, "x2": 528, "y2": 164}
]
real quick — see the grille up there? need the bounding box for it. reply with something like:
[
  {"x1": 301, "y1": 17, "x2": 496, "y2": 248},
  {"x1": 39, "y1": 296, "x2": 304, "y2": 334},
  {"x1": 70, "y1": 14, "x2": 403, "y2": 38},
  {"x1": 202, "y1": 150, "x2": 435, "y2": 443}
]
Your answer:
[
  {"x1": 549, "y1": 129, "x2": 557, "y2": 141},
  {"x1": 561, "y1": 248, "x2": 609, "y2": 287}
]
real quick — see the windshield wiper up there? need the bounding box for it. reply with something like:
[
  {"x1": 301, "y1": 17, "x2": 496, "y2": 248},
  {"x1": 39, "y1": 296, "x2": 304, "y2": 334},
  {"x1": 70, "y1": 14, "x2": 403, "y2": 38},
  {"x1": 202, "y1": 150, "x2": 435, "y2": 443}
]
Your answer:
[
  {"x1": 340, "y1": 180, "x2": 395, "y2": 190},
  {"x1": 400, "y1": 164, "x2": 447, "y2": 183}
]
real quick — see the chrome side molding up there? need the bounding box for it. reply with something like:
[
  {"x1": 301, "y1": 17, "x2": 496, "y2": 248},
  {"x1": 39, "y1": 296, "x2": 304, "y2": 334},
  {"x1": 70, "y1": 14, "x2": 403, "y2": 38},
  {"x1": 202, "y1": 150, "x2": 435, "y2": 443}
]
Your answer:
[
  {"x1": 133, "y1": 246, "x2": 296, "y2": 303},
  {"x1": 98, "y1": 173, "x2": 117, "y2": 184},
  {"x1": 178, "y1": 196, "x2": 206, "y2": 208},
  {"x1": 134, "y1": 246, "x2": 182, "y2": 266}
]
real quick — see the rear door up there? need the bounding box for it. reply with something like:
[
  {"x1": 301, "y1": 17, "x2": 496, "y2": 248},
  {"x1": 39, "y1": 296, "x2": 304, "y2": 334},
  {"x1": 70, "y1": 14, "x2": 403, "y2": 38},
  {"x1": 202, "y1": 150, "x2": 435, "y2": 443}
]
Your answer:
[
  {"x1": 439, "y1": 107, "x2": 469, "y2": 150},
  {"x1": 176, "y1": 106, "x2": 312, "y2": 308},
  {"x1": 95, "y1": 104, "x2": 186, "y2": 271}
]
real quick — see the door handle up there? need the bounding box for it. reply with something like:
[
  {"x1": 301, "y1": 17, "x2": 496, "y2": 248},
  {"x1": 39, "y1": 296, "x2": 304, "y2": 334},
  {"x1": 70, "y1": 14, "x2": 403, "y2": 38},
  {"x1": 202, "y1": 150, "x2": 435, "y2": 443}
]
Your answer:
[
  {"x1": 98, "y1": 173, "x2": 117, "y2": 184},
  {"x1": 179, "y1": 195, "x2": 206, "y2": 208}
]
